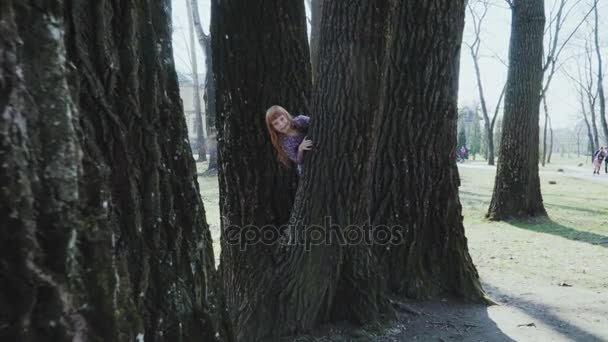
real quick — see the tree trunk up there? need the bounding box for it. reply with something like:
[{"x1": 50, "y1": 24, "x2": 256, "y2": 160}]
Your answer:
[
  {"x1": 593, "y1": 4, "x2": 608, "y2": 145},
  {"x1": 487, "y1": 0, "x2": 547, "y2": 221},
  {"x1": 1, "y1": 1, "x2": 230, "y2": 341},
  {"x1": 364, "y1": 0, "x2": 486, "y2": 301},
  {"x1": 471, "y1": 49, "x2": 496, "y2": 165},
  {"x1": 547, "y1": 118, "x2": 553, "y2": 163},
  {"x1": 310, "y1": 0, "x2": 324, "y2": 83},
  {"x1": 579, "y1": 84, "x2": 597, "y2": 154},
  {"x1": 587, "y1": 92, "x2": 600, "y2": 150},
  {"x1": 542, "y1": 95, "x2": 549, "y2": 166},
  {"x1": 211, "y1": 0, "x2": 310, "y2": 340},
  {"x1": 191, "y1": 0, "x2": 216, "y2": 137},
  {"x1": 282, "y1": 0, "x2": 395, "y2": 327},
  {"x1": 186, "y1": 0, "x2": 207, "y2": 161}
]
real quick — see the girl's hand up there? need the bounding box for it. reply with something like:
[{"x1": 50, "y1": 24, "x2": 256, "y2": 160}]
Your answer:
[{"x1": 298, "y1": 139, "x2": 313, "y2": 152}]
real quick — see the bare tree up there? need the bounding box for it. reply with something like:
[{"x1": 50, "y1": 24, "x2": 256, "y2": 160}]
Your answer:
[
  {"x1": 186, "y1": 0, "x2": 207, "y2": 161},
  {"x1": 466, "y1": 0, "x2": 507, "y2": 165},
  {"x1": 540, "y1": 0, "x2": 595, "y2": 166},
  {"x1": 191, "y1": 0, "x2": 217, "y2": 170},
  {"x1": 563, "y1": 49, "x2": 601, "y2": 152},
  {"x1": 592, "y1": 0, "x2": 607, "y2": 145}
]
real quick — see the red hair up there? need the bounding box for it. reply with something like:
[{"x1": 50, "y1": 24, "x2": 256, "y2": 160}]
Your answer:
[{"x1": 265, "y1": 105, "x2": 295, "y2": 167}]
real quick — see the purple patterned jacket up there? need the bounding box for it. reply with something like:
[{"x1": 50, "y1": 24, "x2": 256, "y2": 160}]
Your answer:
[{"x1": 281, "y1": 115, "x2": 310, "y2": 164}]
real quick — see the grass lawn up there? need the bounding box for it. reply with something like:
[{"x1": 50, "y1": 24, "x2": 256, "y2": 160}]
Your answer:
[{"x1": 196, "y1": 157, "x2": 608, "y2": 341}]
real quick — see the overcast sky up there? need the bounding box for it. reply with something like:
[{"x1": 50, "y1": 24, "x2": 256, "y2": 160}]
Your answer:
[{"x1": 171, "y1": 0, "x2": 607, "y2": 129}]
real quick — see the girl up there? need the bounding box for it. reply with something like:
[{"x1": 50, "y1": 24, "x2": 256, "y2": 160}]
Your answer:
[{"x1": 265, "y1": 105, "x2": 312, "y2": 174}]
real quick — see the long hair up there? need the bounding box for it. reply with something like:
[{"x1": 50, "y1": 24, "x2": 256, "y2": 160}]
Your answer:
[{"x1": 265, "y1": 105, "x2": 295, "y2": 167}]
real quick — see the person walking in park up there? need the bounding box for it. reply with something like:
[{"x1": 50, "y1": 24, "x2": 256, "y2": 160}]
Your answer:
[
  {"x1": 265, "y1": 105, "x2": 312, "y2": 175},
  {"x1": 592, "y1": 146, "x2": 606, "y2": 175}
]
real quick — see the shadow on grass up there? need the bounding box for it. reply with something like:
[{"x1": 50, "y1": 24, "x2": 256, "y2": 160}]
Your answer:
[
  {"x1": 544, "y1": 203, "x2": 607, "y2": 216},
  {"x1": 483, "y1": 283, "x2": 607, "y2": 342},
  {"x1": 507, "y1": 218, "x2": 608, "y2": 248},
  {"x1": 284, "y1": 299, "x2": 517, "y2": 342}
]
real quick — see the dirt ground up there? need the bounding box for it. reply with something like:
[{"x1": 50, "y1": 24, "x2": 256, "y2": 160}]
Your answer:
[{"x1": 198, "y1": 158, "x2": 608, "y2": 341}]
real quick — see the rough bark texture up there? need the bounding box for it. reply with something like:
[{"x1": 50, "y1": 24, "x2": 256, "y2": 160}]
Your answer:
[
  {"x1": 282, "y1": 0, "x2": 395, "y2": 327},
  {"x1": 309, "y1": 0, "x2": 324, "y2": 83},
  {"x1": 366, "y1": 0, "x2": 487, "y2": 301},
  {"x1": 211, "y1": 0, "x2": 310, "y2": 340},
  {"x1": 487, "y1": 0, "x2": 547, "y2": 220},
  {"x1": 0, "y1": 1, "x2": 230, "y2": 341}
]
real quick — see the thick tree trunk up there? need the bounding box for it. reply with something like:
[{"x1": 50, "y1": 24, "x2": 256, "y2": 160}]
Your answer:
[
  {"x1": 0, "y1": 1, "x2": 230, "y2": 341},
  {"x1": 366, "y1": 0, "x2": 486, "y2": 301},
  {"x1": 283, "y1": 0, "x2": 395, "y2": 327},
  {"x1": 186, "y1": 0, "x2": 207, "y2": 162},
  {"x1": 310, "y1": 0, "x2": 324, "y2": 83},
  {"x1": 487, "y1": 0, "x2": 547, "y2": 221},
  {"x1": 211, "y1": 0, "x2": 310, "y2": 340}
]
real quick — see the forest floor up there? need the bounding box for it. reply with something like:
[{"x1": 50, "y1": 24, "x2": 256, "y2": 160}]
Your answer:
[{"x1": 197, "y1": 156, "x2": 608, "y2": 341}]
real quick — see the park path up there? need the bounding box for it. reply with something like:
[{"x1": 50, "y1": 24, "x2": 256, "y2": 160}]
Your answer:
[{"x1": 458, "y1": 162, "x2": 608, "y2": 183}]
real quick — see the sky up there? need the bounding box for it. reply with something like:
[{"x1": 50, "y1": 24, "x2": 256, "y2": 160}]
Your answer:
[{"x1": 171, "y1": 0, "x2": 607, "y2": 129}]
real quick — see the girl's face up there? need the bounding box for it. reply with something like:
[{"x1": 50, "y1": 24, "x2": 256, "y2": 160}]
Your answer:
[{"x1": 271, "y1": 114, "x2": 291, "y2": 133}]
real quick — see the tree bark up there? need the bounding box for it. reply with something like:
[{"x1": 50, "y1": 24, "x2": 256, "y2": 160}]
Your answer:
[
  {"x1": 283, "y1": 0, "x2": 395, "y2": 327},
  {"x1": 487, "y1": 0, "x2": 547, "y2": 221},
  {"x1": 310, "y1": 0, "x2": 324, "y2": 83},
  {"x1": 211, "y1": 0, "x2": 310, "y2": 340},
  {"x1": 365, "y1": 0, "x2": 486, "y2": 301},
  {"x1": 186, "y1": 0, "x2": 207, "y2": 161},
  {"x1": 0, "y1": 1, "x2": 230, "y2": 341}
]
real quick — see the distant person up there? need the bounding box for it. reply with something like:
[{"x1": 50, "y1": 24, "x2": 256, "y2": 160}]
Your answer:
[
  {"x1": 592, "y1": 146, "x2": 606, "y2": 174},
  {"x1": 265, "y1": 105, "x2": 312, "y2": 176},
  {"x1": 460, "y1": 146, "x2": 468, "y2": 160},
  {"x1": 605, "y1": 149, "x2": 608, "y2": 174}
]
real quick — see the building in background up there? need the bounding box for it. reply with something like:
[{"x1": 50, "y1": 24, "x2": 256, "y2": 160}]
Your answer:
[{"x1": 177, "y1": 71, "x2": 205, "y2": 145}]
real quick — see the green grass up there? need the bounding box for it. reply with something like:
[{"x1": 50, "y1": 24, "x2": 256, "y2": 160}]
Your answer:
[
  {"x1": 459, "y1": 159, "x2": 607, "y2": 245},
  {"x1": 195, "y1": 156, "x2": 608, "y2": 339},
  {"x1": 197, "y1": 157, "x2": 608, "y2": 279},
  {"x1": 459, "y1": 158, "x2": 608, "y2": 294}
]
